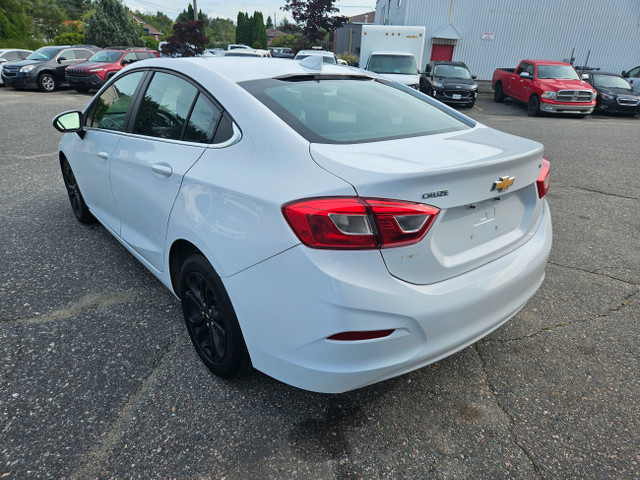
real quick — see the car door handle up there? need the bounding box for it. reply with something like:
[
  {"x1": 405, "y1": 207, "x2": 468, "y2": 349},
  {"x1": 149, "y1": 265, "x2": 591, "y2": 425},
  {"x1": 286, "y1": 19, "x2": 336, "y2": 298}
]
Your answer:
[
  {"x1": 151, "y1": 163, "x2": 173, "y2": 177},
  {"x1": 97, "y1": 151, "x2": 109, "y2": 161}
]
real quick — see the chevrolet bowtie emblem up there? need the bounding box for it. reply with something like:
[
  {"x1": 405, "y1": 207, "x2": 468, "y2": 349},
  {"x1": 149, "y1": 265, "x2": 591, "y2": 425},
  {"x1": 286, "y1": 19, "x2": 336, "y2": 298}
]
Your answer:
[{"x1": 492, "y1": 175, "x2": 515, "y2": 192}]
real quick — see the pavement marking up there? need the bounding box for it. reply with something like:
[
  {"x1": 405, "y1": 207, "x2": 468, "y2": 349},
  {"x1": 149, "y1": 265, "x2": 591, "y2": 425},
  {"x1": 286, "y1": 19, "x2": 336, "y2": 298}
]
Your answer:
[{"x1": 474, "y1": 104, "x2": 483, "y2": 112}]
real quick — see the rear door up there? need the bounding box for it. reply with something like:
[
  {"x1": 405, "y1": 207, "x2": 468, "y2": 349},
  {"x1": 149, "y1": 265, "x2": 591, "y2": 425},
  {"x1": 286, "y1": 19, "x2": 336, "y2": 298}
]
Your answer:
[{"x1": 110, "y1": 70, "x2": 222, "y2": 271}]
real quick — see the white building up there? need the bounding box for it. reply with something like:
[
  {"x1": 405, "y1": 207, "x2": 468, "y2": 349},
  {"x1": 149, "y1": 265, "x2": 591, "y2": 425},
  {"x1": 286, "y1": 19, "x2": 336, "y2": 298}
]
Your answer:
[{"x1": 376, "y1": 0, "x2": 640, "y2": 81}]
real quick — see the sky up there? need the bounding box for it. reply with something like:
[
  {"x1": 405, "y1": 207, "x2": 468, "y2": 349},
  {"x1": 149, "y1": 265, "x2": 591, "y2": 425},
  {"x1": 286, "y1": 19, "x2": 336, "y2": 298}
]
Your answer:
[{"x1": 122, "y1": 0, "x2": 378, "y2": 23}]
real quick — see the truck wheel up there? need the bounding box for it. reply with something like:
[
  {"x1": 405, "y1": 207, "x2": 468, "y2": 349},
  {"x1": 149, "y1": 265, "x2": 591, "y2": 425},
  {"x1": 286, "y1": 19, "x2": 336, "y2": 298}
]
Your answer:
[
  {"x1": 38, "y1": 73, "x2": 57, "y2": 92},
  {"x1": 527, "y1": 95, "x2": 540, "y2": 117},
  {"x1": 493, "y1": 83, "x2": 504, "y2": 102}
]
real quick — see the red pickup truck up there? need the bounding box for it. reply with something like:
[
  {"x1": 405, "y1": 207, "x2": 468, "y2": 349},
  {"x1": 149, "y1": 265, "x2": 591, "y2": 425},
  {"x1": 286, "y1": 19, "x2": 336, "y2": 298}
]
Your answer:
[{"x1": 492, "y1": 59, "x2": 596, "y2": 117}]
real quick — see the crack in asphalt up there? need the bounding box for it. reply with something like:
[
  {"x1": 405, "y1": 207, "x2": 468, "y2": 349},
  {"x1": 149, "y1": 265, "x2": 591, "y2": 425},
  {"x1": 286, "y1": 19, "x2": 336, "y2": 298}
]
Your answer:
[
  {"x1": 68, "y1": 334, "x2": 180, "y2": 480},
  {"x1": 547, "y1": 261, "x2": 639, "y2": 286},
  {"x1": 0, "y1": 292, "x2": 138, "y2": 324},
  {"x1": 564, "y1": 184, "x2": 639, "y2": 201},
  {"x1": 474, "y1": 344, "x2": 545, "y2": 480}
]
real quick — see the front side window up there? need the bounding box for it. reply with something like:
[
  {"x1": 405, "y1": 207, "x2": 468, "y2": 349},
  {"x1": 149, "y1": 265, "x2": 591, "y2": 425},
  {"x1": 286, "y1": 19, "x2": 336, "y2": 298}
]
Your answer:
[
  {"x1": 122, "y1": 52, "x2": 137, "y2": 64},
  {"x1": 133, "y1": 72, "x2": 198, "y2": 140},
  {"x1": 59, "y1": 50, "x2": 76, "y2": 60},
  {"x1": 243, "y1": 77, "x2": 470, "y2": 144},
  {"x1": 89, "y1": 51, "x2": 123, "y2": 63},
  {"x1": 88, "y1": 71, "x2": 145, "y2": 131}
]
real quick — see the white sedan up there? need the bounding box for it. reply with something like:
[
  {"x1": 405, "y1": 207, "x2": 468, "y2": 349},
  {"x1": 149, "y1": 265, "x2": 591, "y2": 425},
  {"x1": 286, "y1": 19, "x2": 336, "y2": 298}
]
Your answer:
[{"x1": 53, "y1": 56, "x2": 552, "y2": 393}]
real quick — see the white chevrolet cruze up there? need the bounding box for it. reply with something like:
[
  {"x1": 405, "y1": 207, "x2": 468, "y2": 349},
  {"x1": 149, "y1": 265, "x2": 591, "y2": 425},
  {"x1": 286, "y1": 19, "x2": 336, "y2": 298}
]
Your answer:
[{"x1": 53, "y1": 56, "x2": 552, "y2": 393}]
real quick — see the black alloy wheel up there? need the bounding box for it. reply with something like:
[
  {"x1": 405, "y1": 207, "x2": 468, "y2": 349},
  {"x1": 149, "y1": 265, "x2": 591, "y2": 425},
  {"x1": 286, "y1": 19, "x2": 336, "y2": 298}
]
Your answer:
[
  {"x1": 180, "y1": 254, "x2": 250, "y2": 379},
  {"x1": 61, "y1": 158, "x2": 95, "y2": 224}
]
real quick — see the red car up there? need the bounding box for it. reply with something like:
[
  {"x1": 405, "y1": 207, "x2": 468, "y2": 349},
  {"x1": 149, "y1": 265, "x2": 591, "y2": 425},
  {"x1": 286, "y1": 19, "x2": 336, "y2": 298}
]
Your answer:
[
  {"x1": 492, "y1": 59, "x2": 596, "y2": 117},
  {"x1": 65, "y1": 47, "x2": 159, "y2": 92}
]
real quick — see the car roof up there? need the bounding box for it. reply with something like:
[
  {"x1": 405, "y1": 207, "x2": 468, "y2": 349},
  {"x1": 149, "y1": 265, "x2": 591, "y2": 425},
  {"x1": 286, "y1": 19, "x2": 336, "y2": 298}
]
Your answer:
[
  {"x1": 432, "y1": 61, "x2": 467, "y2": 66},
  {"x1": 129, "y1": 57, "x2": 367, "y2": 84}
]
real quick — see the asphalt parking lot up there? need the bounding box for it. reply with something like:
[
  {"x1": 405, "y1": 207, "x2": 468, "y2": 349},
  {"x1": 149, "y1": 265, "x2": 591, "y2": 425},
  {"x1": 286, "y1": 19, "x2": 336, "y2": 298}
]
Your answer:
[{"x1": 0, "y1": 86, "x2": 638, "y2": 479}]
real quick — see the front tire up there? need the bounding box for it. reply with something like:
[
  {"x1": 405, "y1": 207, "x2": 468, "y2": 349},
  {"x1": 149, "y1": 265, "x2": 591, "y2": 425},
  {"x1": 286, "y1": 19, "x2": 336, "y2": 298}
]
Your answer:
[
  {"x1": 38, "y1": 73, "x2": 57, "y2": 92},
  {"x1": 180, "y1": 254, "x2": 250, "y2": 379},
  {"x1": 527, "y1": 95, "x2": 540, "y2": 117},
  {"x1": 61, "y1": 158, "x2": 95, "y2": 224}
]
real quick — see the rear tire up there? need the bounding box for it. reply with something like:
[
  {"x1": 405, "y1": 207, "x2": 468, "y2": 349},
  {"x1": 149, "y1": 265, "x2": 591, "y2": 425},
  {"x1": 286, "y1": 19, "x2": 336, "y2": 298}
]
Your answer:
[
  {"x1": 527, "y1": 95, "x2": 540, "y2": 117},
  {"x1": 180, "y1": 254, "x2": 250, "y2": 379},
  {"x1": 493, "y1": 83, "x2": 504, "y2": 102}
]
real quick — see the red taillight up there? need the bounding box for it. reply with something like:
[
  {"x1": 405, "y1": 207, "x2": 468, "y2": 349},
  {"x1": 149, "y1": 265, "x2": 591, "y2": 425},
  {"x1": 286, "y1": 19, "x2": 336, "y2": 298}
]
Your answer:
[
  {"x1": 537, "y1": 157, "x2": 551, "y2": 198},
  {"x1": 282, "y1": 197, "x2": 440, "y2": 249}
]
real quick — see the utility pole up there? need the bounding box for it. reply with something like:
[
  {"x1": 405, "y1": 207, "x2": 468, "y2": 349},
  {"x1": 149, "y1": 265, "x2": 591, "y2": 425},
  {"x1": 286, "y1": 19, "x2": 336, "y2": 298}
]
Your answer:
[{"x1": 193, "y1": 0, "x2": 198, "y2": 20}]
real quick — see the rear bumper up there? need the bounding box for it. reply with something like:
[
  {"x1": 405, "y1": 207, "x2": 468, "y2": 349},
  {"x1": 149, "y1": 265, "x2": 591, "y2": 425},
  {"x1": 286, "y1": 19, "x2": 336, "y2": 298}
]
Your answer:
[{"x1": 225, "y1": 200, "x2": 552, "y2": 393}]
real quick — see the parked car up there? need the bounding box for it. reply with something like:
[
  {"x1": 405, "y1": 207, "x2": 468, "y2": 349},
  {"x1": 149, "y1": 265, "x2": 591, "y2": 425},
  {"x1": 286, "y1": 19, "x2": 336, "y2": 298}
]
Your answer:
[
  {"x1": 52, "y1": 57, "x2": 552, "y2": 393},
  {"x1": 0, "y1": 49, "x2": 32, "y2": 86},
  {"x1": 65, "y1": 47, "x2": 160, "y2": 92},
  {"x1": 621, "y1": 66, "x2": 640, "y2": 93},
  {"x1": 227, "y1": 44, "x2": 252, "y2": 51},
  {"x1": 492, "y1": 59, "x2": 596, "y2": 116},
  {"x1": 224, "y1": 49, "x2": 271, "y2": 58},
  {"x1": 294, "y1": 49, "x2": 340, "y2": 64},
  {"x1": 420, "y1": 61, "x2": 478, "y2": 108},
  {"x1": 1, "y1": 45, "x2": 99, "y2": 92},
  {"x1": 269, "y1": 47, "x2": 294, "y2": 59},
  {"x1": 578, "y1": 70, "x2": 640, "y2": 115}
]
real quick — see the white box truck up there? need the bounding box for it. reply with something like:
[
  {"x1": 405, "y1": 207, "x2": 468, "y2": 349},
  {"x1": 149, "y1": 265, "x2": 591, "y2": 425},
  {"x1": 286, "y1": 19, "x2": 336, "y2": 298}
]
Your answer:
[{"x1": 359, "y1": 25, "x2": 426, "y2": 89}]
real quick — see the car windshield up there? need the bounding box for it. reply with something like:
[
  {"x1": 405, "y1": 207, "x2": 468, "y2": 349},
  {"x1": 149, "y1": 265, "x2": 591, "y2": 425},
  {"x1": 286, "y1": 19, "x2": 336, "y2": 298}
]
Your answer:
[
  {"x1": 368, "y1": 55, "x2": 417, "y2": 75},
  {"x1": 593, "y1": 74, "x2": 632, "y2": 89},
  {"x1": 537, "y1": 65, "x2": 580, "y2": 80},
  {"x1": 26, "y1": 48, "x2": 59, "y2": 61},
  {"x1": 89, "y1": 51, "x2": 123, "y2": 63},
  {"x1": 433, "y1": 64, "x2": 472, "y2": 79},
  {"x1": 242, "y1": 77, "x2": 470, "y2": 144}
]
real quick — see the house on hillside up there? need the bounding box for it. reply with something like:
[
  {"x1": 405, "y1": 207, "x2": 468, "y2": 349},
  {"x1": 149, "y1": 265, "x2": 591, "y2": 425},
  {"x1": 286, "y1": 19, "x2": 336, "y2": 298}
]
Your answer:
[{"x1": 128, "y1": 13, "x2": 163, "y2": 41}]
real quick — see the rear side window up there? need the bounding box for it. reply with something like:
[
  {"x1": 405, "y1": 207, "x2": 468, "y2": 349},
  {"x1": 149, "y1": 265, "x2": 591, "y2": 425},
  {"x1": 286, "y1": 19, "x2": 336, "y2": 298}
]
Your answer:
[
  {"x1": 87, "y1": 71, "x2": 145, "y2": 130},
  {"x1": 183, "y1": 94, "x2": 222, "y2": 143},
  {"x1": 133, "y1": 72, "x2": 198, "y2": 140},
  {"x1": 242, "y1": 77, "x2": 470, "y2": 144}
]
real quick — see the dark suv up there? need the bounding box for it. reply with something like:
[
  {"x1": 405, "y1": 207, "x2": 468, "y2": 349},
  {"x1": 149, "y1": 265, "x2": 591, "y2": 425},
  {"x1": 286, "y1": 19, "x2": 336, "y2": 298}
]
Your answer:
[
  {"x1": 1, "y1": 45, "x2": 99, "y2": 92},
  {"x1": 420, "y1": 61, "x2": 478, "y2": 108},
  {"x1": 65, "y1": 47, "x2": 160, "y2": 92}
]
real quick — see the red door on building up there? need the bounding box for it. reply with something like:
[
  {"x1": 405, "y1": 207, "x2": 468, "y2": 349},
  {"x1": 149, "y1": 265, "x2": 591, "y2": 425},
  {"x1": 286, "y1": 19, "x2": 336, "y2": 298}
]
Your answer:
[{"x1": 430, "y1": 44, "x2": 454, "y2": 61}]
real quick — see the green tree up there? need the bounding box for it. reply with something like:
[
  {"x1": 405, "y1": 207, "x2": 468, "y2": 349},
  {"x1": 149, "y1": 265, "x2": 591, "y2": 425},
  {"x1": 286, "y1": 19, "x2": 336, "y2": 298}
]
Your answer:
[
  {"x1": 161, "y1": 19, "x2": 209, "y2": 57},
  {"x1": 252, "y1": 11, "x2": 267, "y2": 49},
  {"x1": 29, "y1": 0, "x2": 65, "y2": 42},
  {"x1": 143, "y1": 36, "x2": 159, "y2": 50},
  {"x1": 84, "y1": 0, "x2": 143, "y2": 47},
  {"x1": 236, "y1": 11, "x2": 249, "y2": 45},
  {"x1": 266, "y1": 16, "x2": 274, "y2": 30},
  {"x1": 269, "y1": 34, "x2": 298, "y2": 49},
  {"x1": 282, "y1": 0, "x2": 346, "y2": 47},
  {"x1": 208, "y1": 17, "x2": 235, "y2": 48},
  {"x1": 0, "y1": 0, "x2": 31, "y2": 44}
]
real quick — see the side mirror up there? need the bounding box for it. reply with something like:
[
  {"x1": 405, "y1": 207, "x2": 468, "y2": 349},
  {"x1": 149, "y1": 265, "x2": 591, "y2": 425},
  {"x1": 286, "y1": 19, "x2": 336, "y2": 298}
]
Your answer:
[
  {"x1": 0, "y1": 58, "x2": 6, "y2": 63},
  {"x1": 581, "y1": 73, "x2": 589, "y2": 80},
  {"x1": 58, "y1": 57, "x2": 67, "y2": 63},
  {"x1": 621, "y1": 70, "x2": 627, "y2": 77},
  {"x1": 520, "y1": 72, "x2": 531, "y2": 78},
  {"x1": 472, "y1": 74, "x2": 477, "y2": 80},
  {"x1": 52, "y1": 110, "x2": 85, "y2": 138}
]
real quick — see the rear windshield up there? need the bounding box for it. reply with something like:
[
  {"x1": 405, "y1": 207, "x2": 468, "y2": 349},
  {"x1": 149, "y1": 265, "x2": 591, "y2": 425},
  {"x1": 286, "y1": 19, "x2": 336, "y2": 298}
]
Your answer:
[
  {"x1": 241, "y1": 77, "x2": 471, "y2": 144},
  {"x1": 295, "y1": 54, "x2": 336, "y2": 64}
]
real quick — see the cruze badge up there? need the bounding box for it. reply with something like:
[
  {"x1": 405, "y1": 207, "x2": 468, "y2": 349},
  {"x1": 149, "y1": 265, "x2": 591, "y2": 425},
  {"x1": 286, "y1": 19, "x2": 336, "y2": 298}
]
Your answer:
[
  {"x1": 422, "y1": 190, "x2": 449, "y2": 199},
  {"x1": 492, "y1": 176, "x2": 515, "y2": 192}
]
